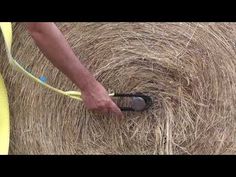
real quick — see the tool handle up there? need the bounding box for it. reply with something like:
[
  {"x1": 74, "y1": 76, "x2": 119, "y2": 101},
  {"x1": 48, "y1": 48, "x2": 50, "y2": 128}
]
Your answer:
[
  {"x1": 113, "y1": 93, "x2": 147, "y2": 97},
  {"x1": 118, "y1": 107, "x2": 135, "y2": 111},
  {"x1": 112, "y1": 92, "x2": 152, "y2": 111}
]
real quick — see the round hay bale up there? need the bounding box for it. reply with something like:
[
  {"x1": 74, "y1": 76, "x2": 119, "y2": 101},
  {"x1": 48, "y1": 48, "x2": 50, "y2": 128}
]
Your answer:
[{"x1": 0, "y1": 22, "x2": 236, "y2": 154}]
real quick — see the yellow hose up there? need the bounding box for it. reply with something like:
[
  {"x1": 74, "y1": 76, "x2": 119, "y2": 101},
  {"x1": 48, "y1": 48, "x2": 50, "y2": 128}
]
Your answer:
[
  {"x1": 0, "y1": 22, "x2": 115, "y2": 154},
  {"x1": 0, "y1": 23, "x2": 114, "y2": 100},
  {"x1": 0, "y1": 22, "x2": 83, "y2": 101}
]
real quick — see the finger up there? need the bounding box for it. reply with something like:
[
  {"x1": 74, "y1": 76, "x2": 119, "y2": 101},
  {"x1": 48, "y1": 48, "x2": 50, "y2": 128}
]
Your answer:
[
  {"x1": 109, "y1": 102, "x2": 124, "y2": 118},
  {"x1": 90, "y1": 106, "x2": 108, "y2": 114},
  {"x1": 97, "y1": 107, "x2": 110, "y2": 114}
]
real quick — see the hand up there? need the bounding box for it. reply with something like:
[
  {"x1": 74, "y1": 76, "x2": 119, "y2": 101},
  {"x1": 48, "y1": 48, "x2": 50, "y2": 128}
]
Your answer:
[{"x1": 81, "y1": 81, "x2": 123, "y2": 117}]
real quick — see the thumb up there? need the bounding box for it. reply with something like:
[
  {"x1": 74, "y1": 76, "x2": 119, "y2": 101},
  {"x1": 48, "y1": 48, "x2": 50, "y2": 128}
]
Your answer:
[{"x1": 110, "y1": 101, "x2": 124, "y2": 118}]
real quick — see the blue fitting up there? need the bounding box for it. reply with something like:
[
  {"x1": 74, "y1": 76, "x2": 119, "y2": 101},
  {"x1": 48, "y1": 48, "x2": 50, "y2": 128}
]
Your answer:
[{"x1": 39, "y1": 76, "x2": 47, "y2": 83}]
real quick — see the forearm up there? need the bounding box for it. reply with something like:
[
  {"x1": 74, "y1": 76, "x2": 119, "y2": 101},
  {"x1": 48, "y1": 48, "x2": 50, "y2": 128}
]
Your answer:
[{"x1": 25, "y1": 22, "x2": 97, "y2": 91}]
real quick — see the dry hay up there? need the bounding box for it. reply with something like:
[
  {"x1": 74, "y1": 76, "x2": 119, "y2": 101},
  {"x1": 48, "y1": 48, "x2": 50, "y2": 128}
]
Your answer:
[{"x1": 0, "y1": 22, "x2": 236, "y2": 154}]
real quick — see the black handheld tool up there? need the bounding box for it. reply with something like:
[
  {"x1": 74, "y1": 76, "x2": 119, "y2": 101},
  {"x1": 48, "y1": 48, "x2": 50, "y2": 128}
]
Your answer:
[{"x1": 113, "y1": 92, "x2": 153, "y2": 112}]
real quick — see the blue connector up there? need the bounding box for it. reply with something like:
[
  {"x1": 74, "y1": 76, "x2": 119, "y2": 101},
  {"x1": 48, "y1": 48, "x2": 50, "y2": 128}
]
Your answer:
[{"x1": 39, "y1": 75, "x2": 47, "y2": 83}]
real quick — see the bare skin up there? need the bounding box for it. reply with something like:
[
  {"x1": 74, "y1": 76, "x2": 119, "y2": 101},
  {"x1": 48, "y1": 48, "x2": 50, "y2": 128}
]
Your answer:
[{"x1": 25, "y1": 22, "x2": 123, "y2": 117}]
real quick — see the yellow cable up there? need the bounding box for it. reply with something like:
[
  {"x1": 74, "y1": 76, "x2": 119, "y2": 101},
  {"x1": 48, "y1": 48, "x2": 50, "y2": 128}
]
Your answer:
[
  {"x1": 0, "y1": 22, "x2": 115, "y2": 154},
  {"x1": 0, "y1": 23, "x2": 114, "y2": 99},
  {"x1": 0, "y1": 22, "x2": 83, "y2": 101}
]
